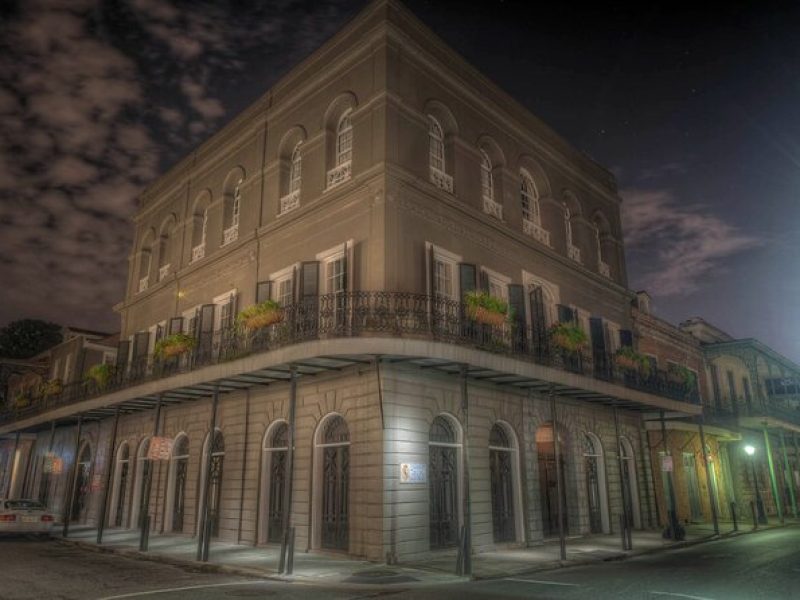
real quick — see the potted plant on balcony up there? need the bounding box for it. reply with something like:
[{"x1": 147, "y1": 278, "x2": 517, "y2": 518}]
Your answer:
[
  {"x1": 614, "y1": 347, "x2": 651, "y2": 378},
  {"x1": 86, "y1": 363, "x2": 114, "y2": 390},
  {"x1": 13, "y1": 391, "x2": 30, "y2": 409},
  {"x1": 464, "y1": 291, "x2": 509, "y2": 327},
  {"x1": 236, "y1": 300, "x2": 284, "y2": 330},
  {"x1": 154, "y1": 333, "x2": 197, "y2": 359},
  {"x1": 41, "y1": 378, "x2": 63, "y2": 397},
  {"x1": 549, "y1": 322, "x2": 588, "y2": 353},
  {"x1": 667, "y1": 364, "x2": 696, "y2": 388}
]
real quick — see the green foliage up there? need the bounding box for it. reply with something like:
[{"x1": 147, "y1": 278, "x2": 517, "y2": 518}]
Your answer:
[
  {"x1": 668, "y1": 363, "x2": 696, "y2": 388},
  {"x1": 86, "y1": 363, "x2": 114, "y2": 389},
  {"x1": 41, "y1": 378, "x2": 63, "y2": 397},
  {"x1": 154, "y1": 333, "x2": 197, "y2": 359},
  {"x1": 614, "y1": 346, "x2": 652, "y2": 378},
  {"x1": 236, "y1": 300, "x2": 285, "y2": 330},
  {"x1": 0, "y1": 319, "x2": 62, "y2": 359},
  {"x1": 463, "y1": 291, "x2": 509, "y2": 315},
  {"x1": 549, "y1": 322, "x2": 588, "y2": 352}
]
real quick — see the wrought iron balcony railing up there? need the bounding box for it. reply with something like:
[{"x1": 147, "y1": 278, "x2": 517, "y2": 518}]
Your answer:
[{"x1": 0, "y1": 292, "x2": 700, "y2": 425}]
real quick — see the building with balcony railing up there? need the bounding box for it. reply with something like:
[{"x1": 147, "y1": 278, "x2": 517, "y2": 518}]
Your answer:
[{"x1": 0, "y1": 0, "x2": 703, "y2": 570}]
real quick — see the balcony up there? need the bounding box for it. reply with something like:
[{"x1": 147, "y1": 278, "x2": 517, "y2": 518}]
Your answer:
[
  {"x1": 192, "y1": 244, "x2": 205, "y2": 262},
  {"x1": 523, "y1": 219, "x2": 551, "y2": 246},
  {"x1": 222, "y1": 224, "x2": 239, "y2": 246},
  {"x1": 159, "y1": 264, "x2": 171, "y2": 281},
  {"x1": 279, "y1": 190, "x2": 300, "y2": 215},
  {"x1": 568, "y1": 244, "x2": 581, "y2": 263},
  {"x1": 138, "y1": 277, "x2": 149, "y2": 293},
  {"x1": 0, "y1": 292, "x2": 701, "y2": 428},
  {"x1": 598, "y1": 260, "x2": 610, "y2": 278},
  {"x1": 326, "y1": 160, "x2": 351, "y2": 190},
  {"x1": 483, "y1": 196, "x2": 503, "y2": 220},
  {"x1": 739, "y1": 400, "x2": 800, "y2": 430},
  {"x1": 429, "y1": 167, "x2": 454, "y2": 194}
]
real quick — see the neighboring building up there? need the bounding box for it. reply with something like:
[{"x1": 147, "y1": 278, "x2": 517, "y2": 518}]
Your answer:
[
  {"x1": 633, "y1": 293, "x2": 739, "y2": 529},
  {"x1": 681, "y1": 318, "x2": 800, "y2": 522},
  {"x1": 0, "y1": 0, "x2": 703, "y2": 566}
]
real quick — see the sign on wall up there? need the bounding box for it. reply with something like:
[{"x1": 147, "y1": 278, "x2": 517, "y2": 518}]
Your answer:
[
  {"x1": 661, "y1": 455, "x2": 674, "y2": 472},
  {"x1": 147, "y1": 437, "x2": 174, "y2": 460},
  {"x1": 400, "y1": 463, "x2": 427, "y2": 484},
  {"x1": 43, "y1": 453, "x2": 63, "y2": 475}
]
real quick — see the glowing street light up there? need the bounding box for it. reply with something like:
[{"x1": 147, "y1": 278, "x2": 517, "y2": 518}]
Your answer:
[
  {"x1": 744, "y1": 445, "x2": 755, "y2": 456},
  {"x1": 744, "y1": 444, "x2": 767, "y2": 524}
]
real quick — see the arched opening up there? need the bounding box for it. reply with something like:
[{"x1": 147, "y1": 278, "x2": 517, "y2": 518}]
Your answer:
[
  {"x1": 71, "y1": 442, "x2": 92, "y2": 523},
  {"x1": 137, "y1": 229, "x2": 155, "y2": 292},
  {"x1": 199, "y1": 429, "x2": 225, "y2": 538},
  {"x1": 620, "y1": 437, "x2": 642, "y2": 529},
  {"x1": 157, "y1": 217, "x2": 175, "y2": 281},
  {"x1": 260, "y1": 421, "x2": 289, "y2": 544},
  {"x1": 429, "y1": 115, "x2": 445, "y2": 173},
  {"x1": 222, "y1": 168, "x2": 245, "y2": 245},
  {"x1": 190, "y1": 191, "x2": 211, "y2": 261},
  {"x1": 480, "y1": 149, "x2": 494, "y2": 203},
  {"x1": 313, "y1": 414, "x2": 350, "y2": 551},
  {"x1": 335, "y1": 110, "x2": 353, "y2": 167},
  {"x1": 110, "y1": 442, "x2": 130, "y2": 528},
  {"x1": 130, "y1": 438, "x2": 150, "y2": 529},
  {"x1": 429, "y1": 414, "x2": 461, "y2": 550},
  {"x1": 489, "y1": 422, "x2": 522, "y2": 543},
  {"x1": 583, "y1": 432, "x2": 609, "y2": 533},
  {"x1": 166, "y1": 434, "x2": 189, "y2": 533},
  {"x1": 536, "y1": 422, "x2": 568, "y2": 536}
]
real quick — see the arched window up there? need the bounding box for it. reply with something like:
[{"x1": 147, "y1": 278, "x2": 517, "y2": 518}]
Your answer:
[
  {"x1": 314, "y1": 414, "x2": 350, "y2": 550},
  {"x1": 429, "y1": 415, "x2": 460, "y2": 549},
  {"x1": 583, "y1": 433, "x2": 608, "y2": 533},
  {"x1": 167, "y1": 435, "x2": 189, "y2": 533},
  {"x1": 520, "y1": 172, "x2": 540, "y2": 225},
  {"x1": 199, "y1": 430, "x2": 225, "y2": 538},
  {"x1": 261, "y1": 422, "x2": 289, "y2": 544},
  {"x1": 137, "y1": 232, "x2": 154, "y2": 293},
  {"x1": 130, "y1": 438, "x2": 150, "y2": 529},
  {"x1": 480, "y1": 149, "x2": 494, "y2": 202},
  {"x1": 223, "y1": 173, "x2": 244, "y2": 246},
  {"x1": 594, "y1": 220, "x2": 610, "y2": 277},
  {"x1": 563, "y1": 202, "x2": 581, "y2": 263},
  {"x1": 232, "y1": 181, "x2": 242, "y2": 228},
  {"x1": 489, "y1": 423, "x2": 519, "y2": 543},
  {"x1": 289, "y1": 142, "x2": 302, "y2": 194},
  {"x1": 619, "y1": 437, "x2": 641, "y2": 529},
  {"x1": 111, "y1": 442, "x2": 130, "y2": 528},
  {"x1": 71, "y1": 442, "x2": 92, "y2": 523},
  {"x1": 336, "y1": 110, "x2": 353, "y2": 167},
  {"x1": 157, "y1": 231, "x2": 171, "y2": 280},
  {"x1": 429, "y1": 116, "x2": 445, "y2": 173}
]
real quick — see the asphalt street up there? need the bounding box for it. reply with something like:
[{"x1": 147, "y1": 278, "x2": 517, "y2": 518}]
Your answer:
[{"x1": 0, "y1": 527, "x2": 798, "y2": 599}]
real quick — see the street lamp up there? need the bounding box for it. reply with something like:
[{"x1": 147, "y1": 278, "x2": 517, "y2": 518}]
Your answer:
[{"x1": 744, "y1": 444, "x2": 767, "y2": 524}]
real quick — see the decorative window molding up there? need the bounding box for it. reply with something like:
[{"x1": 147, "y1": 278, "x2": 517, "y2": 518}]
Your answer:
[
  {"x1": 269, "y1": 264, "x2": 298, "y2": 307},
  {"x1": 430, "y1": 167, "x2": 454, "y2": 193},
  {"x1": 480, "y1": 149, "x2": 494, "y2": 202},
  {"x1": 222, "y1": 224, "x2": 239, "y2": 246},
  {"x1": 427, "y1": 243, "x2": 462, "y2": 301},
  {"x1": 280, "y1": 142, "x2": 302, "y2": 215},
  {"x1": 159, "y1": 264, "x2": 171, "y2": 281},
  {"x1": 192, "y1": 244, "x2": 205, "y2": 262},
  {"x1": 429, "y1": 116, "x2": 445, "y2": 172},
  {"x1": 564, "y1": 203, "x2": 581, "y2": 263},
  {"x1": 279, "y1": 189, "x2": 300, "y2": 215},
  {"x1": 481, "y1": 266, "x2": 510, "y2": 300},
  {"x1": 326, "y1": 160, "x2": 351, "y2": 190},
  {"x1": 520, "y1": 169, "x2": 548, "y2": 244},
  {"x1": 138, "y1": 276, "x2": 149, "y2": 293},
  {"x1": 336, "y1": 110, "x2": 353, "y2": 166}
]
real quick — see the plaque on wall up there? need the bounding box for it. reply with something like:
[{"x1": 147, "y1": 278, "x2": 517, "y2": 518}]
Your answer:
[{"x1": 400, "y1": 463, "x2": 427, "y2": 484}]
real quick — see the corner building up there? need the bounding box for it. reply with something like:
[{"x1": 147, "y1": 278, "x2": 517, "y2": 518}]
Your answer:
[{"x1": 0, "y1": 0, "x2": 701, "y2": 565}]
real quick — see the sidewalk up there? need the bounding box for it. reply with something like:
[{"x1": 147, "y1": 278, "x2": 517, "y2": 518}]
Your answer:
[{"x1": 58, "y1": 518, "x2": 797, "y2": 585}]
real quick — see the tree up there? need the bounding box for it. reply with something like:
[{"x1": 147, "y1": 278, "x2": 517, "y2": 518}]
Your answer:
[{"x1": 0, "y1": 319, "x2": 63, "y2": 359}]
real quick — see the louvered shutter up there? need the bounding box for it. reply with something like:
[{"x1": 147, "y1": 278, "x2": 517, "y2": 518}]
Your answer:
[
  {"x1": 256, "y1": 281, "x2": 272, "y2": 304},
  {"x1": 590, "y1": 317, "x2": 608, "y2": 378},
  {"x1": 508, "y1": 284, "x2": 526, "y2": 352},
  {"x1": 300, "y1": 261, "x2": 320, "y2": 333},
  {"x1": 557, "y1": 304, "x2": 575, "y2": 324},
  {"x1": 459, "y1": 263, "x2": 477, "y2": 298},
  {"x1": 133, "y1": 332, "x2": 150, "y2": 358},
  {"x1": 168, "y1": 317, "x2": 184, "y2": 335},
  {"x1": 530, "y1": 286, "x2": 548, "y2": 358},
  {"x1": 619, "y1": 329, "x2": 633, "y2": 347}
]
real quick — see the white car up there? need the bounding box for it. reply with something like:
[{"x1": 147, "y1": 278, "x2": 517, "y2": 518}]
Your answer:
[{"x1": 0, "y1": 499, "x2": 56, "y2": 536}]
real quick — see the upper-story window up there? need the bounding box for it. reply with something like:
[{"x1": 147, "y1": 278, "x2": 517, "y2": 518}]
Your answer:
[
  {"x1": 521, "y1": 170, "x2": 549, "y2": 246},
  {"x1": 157, "y1": 219, "x2": 174, "y2": 281},
  {"x1": 429, "y1": 244, "x2": 461, "y2": 302},
  {"x1": 429, "y1": 116, "x2": 445, "y2": 173},
  {"x1": 222, "y1": 174, "x2": 244, "y2": 246},
  {"x1": 289, "y1": 142, "x2": 302, "y2": 194},
  {"x1": 336, "y1": 110, "x2": 353, "y2": 166},
  {"x1": 480, "y1": 149, "x2": 494, "y2": 202},
  {"x1": 232, "y1": 181, "x2": 242, "y2": 228},
  {"x1": 563, "y1": 202, "x2": 581, "y2": 263},
  {"x1": 191, "y1": 191, "x2": 211, "y2": 262},
  {"x1": 594, "y1": 222, "x2": 610, "y2": 277},
  {"x1": 137, "y1": 232, "x2": 154, "y2": 293}
]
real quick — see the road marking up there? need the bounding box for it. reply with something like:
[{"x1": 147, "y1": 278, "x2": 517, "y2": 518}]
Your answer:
[
  {"x1": 504, "y1": 578, "x2": 581, "y2": 587},
  {"x1": 95, "y1": 581, "x2": 267, "y2": 600},
  {"x1": 650, "y1": 592, "x2": 716, "y2": 600}
]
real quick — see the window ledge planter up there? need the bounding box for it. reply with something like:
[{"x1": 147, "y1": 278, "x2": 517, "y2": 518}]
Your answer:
[
  {"x1": 614, "y1": 347, "x2": 651, "y2": 378},
  {"x1": 42, "y1": 378, "x2": 63, "y2": 397},
  {"x1": 154, "y1": 333, "x2": 197, "y2": 359},
  {"x1": 237, "y1": 300, "x2": 284, "y2": 330},
  {"x1": 667, "y1": 365, "x2": 695, "y2": 388},
  {"x1": 13, "y1": 393, "x2": 30, "y2": 409},
  {"x1": 87, "y1": 363, "x2": 114, "y2": 390},
  {"x1": 464, "y1": 291, "x2": 509, "y2": 327},
  {"x1": 549, "y1": 322, "x2": 588, "y2": 353}
]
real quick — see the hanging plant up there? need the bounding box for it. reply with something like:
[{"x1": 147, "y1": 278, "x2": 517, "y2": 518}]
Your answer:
[
  {"x1": 41, "y1": 378, "x2": 63, "y2": 397},
  {"x1": 668, "y1": 364, "x2": 696, "y2": 388},
  {"x1": 236, "y1": 300, "x2": 284, "y2": 330},
  {"x1": 549, "y1": 322, "x2": 588, "y2": 353},
  {"x1": 464, "y1": 291, "x2": 510, "y2": 327},
  {"x1": 614, "y1": 347, "x2": 651, "y2": 378},
  {"x1": 13, "y1": 391, "x2": 30, "y2": 409},
  {"x1": 154, "y1": 333, "x2": 197, "y2": 359},
  {"x1": 86, "y1": 363, "x2": 115, "y2": 389}
]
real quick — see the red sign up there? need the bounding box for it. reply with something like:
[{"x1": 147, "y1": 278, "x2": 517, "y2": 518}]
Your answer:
[{"x1": 147, "y1": 436, "x2": 174, "y2": 460}]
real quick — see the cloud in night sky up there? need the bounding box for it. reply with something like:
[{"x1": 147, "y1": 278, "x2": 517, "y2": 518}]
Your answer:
[
  {"x1": 621, "y1": 188, "x2": 760, "y2": 297},
  {"x1": 0, "y1": 0, "x2": 353, "y2": 332}
]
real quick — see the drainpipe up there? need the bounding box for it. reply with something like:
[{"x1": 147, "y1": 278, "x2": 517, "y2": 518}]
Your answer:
[
  {"x1": 197, "y1": 384, "x2": 220, "y2": 562},
  {"x1": 279, "y1": 366, "x2": 297, "y2": 574},
  {"x1": 613, "y1": 404, "x2": 631, "y2": 550},
  {"x1": 62, "y1": 416, "x2": 83, "y2": 538},
  {"x1": 551, "y1": 385, "x2": 567, "y2": 561},
  {"x1": 457, "y1": 364, "x2": 473, "y2": 575}
]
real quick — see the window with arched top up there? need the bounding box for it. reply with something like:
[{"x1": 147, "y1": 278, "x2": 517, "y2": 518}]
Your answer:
[
  {"x1": 480, "y1": 149, "x2": 494, "y2": 202},
  {"x1": 271, "y1": 422, "x2": 289, "y2": 448},
  {"x1": 521, "y1": 170, "x2": 549, "y2": 246},
  {"x1": 489, "y1": 423, "x2": 510, "y2": 448},
  {"x1": 563, "y1": 202, "x2": 581, "y2": 263},
  {"x1": 323, "y1": 415, "x2": 350, "y2": 444},
  {"x1": 489, "y1": 423, "x2": 519, "y2": 543},
  {"x1": 222, "y1": 177, "x2": 243, "y2": 246},
  {"x1": 429, "y1": 116, "x2": 445, "y2": 173},
  {"x1": 168, "y1": 435, "x2": 190, "y2": 533},
  {"x1": 336, "y1": 111, "x2": 353, "y2": 167},
  {"x1": 594, "y1": 221, "x2": 610, "y2": 277},
  {"x1": 157, "y1": 226, "x2": 172, "y2": 281},
  {"x1": 289, "y1": 142, "x2": 302, "y2": 195},
  {"x1": 429, "y1": 415, "x2": 461, "y2": 549},
  {"x1": 430, "y1": 415, "x2": 456, "y2": 444},
  {"x1": 260, "y1": 421, "x2": 289, "y2": 544},
  {"x1": 583, "y1": 432, "x2": 608, "y2": 533}
]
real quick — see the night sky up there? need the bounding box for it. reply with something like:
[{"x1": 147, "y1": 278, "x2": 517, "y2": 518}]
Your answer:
[{"x1": 1, "y1": 1, "x2": 798, "y2": 360}]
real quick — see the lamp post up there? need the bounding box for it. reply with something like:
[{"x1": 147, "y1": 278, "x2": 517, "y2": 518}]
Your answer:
[{"x1": 744, "y1": 445, "x2": 767, "y2": 524}]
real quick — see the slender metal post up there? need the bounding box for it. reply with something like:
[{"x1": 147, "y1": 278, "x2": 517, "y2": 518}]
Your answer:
[
  {"x1": 197, "y1": 385, "x2": 220, "y2": 562},
  {"x1": 97, "y1": 406, "x2": 121, "y2": 544},
  {"x1": 763, "y1": 428, "x2": 782, "y2": 523},
  {"x1": 613, "y1": 405, "x2": 631, "y2": 550},
  {"x1": 697, "y1": 418, "x2": 719, "y2": 535},
  {"x1": 140, "y1": 395, "x2": 162, "y2": 551},
  {"x1": 459, "y1": 365, "x2": 472, "y2": 575},
  {"x1": 660, "y1": 411, "x2": 680, "y2": 538},
  {"x1": 551, "y1": 386, "x2": 566, "y2": 561},
  {"x1": 779, "y1": 430, "x2": 797, "y2": 518},
  {"x1": 40, "y1": 421, "x2": 56, "y2": 507},
  {"x1": 279, "y1": 367, "x2": 298, "y2": 574},
  {"x1": 730, "y1": 501, "x2": 738, "y2": 531},
  {"x1": 6, "y1": 431, "x2": 20, "y2": 498},
  {"x1": 750, "y1": 455, "x2": 767, "y2": 524},
  {"x1": 62, "y1": 416, "x2": 83, "y2": 538}
]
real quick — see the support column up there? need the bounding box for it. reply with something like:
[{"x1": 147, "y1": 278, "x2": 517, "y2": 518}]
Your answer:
[
  {"x1": 613, "y1": 405, "x2": 631, "y2": 550},
  {"x1": 551, "y1": 386, "x2": 566, "y2": 561},
  {"x1": 279, "y1": 367, "x2": 297, "y2": 574},
  {"x1": 197, "y1": 385, "x2": 220, "y2": 562},
  {"x1": 40, "y1": 421, "x2": 56, "y2": 506},
  {"x1": 697, "y1": 418, "x2": 719, "y2": 535},
  {"x1": 6, "y1": 431, "x2": 20, "y2": 498},
  {"x1": 62, "y1": 416, "x2": 83, "y2": 538},
  {"x1": 140, "y1": 395, "x2": 163, "y2": 551},
  {"x1": 97, "y1": 406, "x2": 121, "y2": 544},
  {"x1": 779, "y1": 431, "x2": 798, "y2": 518},
  {"x1": 457, "y1": 364, "x2": 473, "y2": 575},
  {"x1": 660, "y1": 411, "x2": 681, "y2": 539},
  {"x1": 763, "y1": 428, "x2": 782, "y2": 522}
]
